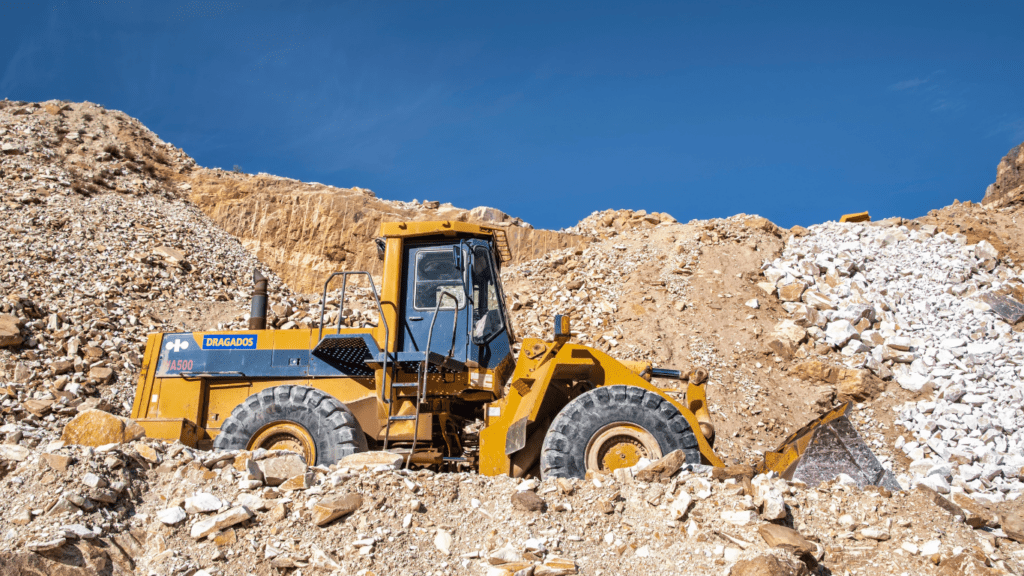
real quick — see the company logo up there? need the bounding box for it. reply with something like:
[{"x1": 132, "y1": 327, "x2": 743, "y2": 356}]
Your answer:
[
  {"x1": 165, "y1": 338, "x2": 190, "y2": 353},
  {"x1": 203, "y1": 335, "x2": 257, "y2": 350}
]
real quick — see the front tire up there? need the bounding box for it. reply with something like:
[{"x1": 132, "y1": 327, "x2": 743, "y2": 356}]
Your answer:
[
  {"x1": 540, "y1": 385, "x2": 700, "y2": 479},
  {"x1": 213, "y1": 385, "x2": 367, "y2": 466}
]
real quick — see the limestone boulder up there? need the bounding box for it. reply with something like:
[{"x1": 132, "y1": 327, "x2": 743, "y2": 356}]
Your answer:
[
  {"x1": 778, "y1": 282, "x2": 807, "y2": 302},
  {"x1": 258, "y1": 454, "x2": 307, "y2": 486},
  {"x1": 0, "y1": 314, "x2": 23, "y2": 347},
  {"x1": 731, "y1": 554, "x2": 809, "y2": 576},
  {"x1": 1002, "y1": 512, "x2": 1024, "y2": 543},
  {"x1": 758, "y1": 524, "x2": 816, "y2": 557},
  {"x1": 766, "y1": 320, "x2": 806, "y2": 359},
  {"x1": 190, "y1": 506, "x2": 253, "y2": 539},
  {"x1": 950, "y1": 493, "x2": 999, "y2": 528},
  {"x1": 61, "y1": 409, "x2": 145, "y2": 447},
  {"x1": 87, "y1": 366, "x2": 114, "y2": 384},
  {"x1": 338, "y1": 451, "x2": 404, "y2": 470},
  {"x1": 511, "y1": 490, "x2": 545, "y2": 513},
  {"x1": 312, "y1": 493, "x2": 362, "y2": 526},
  {"x1": 824, "y1": 320, "x2": 858, "y2": 347},
  {"x1": 836, "y1": 368, "x2": 884, "y2": 402},
  {"x1": 153, "y1": 245, "x2": 186, "y2": 263},
  {"x1": 635, "y1": 449, "x2": 686, "y2": 482},
  {"x1": 975, "y1": 240, "x2": 999, "y2": 261},
  {"x1": 938, "y1": 553, "x2": 1005, "y2": 576},
  {"x1": 468, "y1": 206, "x2": 509, "y2": 223},
  {"x1": 0, "y1": 445, "x2": 30, "y2": 461}
]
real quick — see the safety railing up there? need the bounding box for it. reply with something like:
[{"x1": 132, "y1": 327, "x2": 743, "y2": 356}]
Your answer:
[{"x1": 316, "y1": 271, "x2": 391, "y2": 405}]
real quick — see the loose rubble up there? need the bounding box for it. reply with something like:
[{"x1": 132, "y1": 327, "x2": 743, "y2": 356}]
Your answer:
[
  {"x1": 764, "y1": 214, "x2": 1024, "y2": 504},
  {"x1": 2, "y1": 440, "x2": 1021, "y2": 575}
]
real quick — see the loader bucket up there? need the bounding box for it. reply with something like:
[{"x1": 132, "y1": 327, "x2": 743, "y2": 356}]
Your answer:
[{"x1": 760, "y1": 403, "x2": 901, "y2": 491}]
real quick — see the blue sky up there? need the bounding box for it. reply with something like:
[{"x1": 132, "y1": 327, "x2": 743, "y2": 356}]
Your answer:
[{"x1": 2, "y1": 1, "x2": 1022, "y2": 229}]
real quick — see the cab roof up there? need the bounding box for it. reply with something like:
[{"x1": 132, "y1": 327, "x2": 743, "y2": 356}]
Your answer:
[
  {"x1": 380, "y1": 220, "x2": 497, "y2": 240},
  {"x1": 378, "y1": 221, "x2": 513, "y2": 263}
]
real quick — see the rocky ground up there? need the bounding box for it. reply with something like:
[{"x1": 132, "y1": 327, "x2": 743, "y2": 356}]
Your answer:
[
  {"x1": 3, "y1": 99, "x2": 1024, "y2": 574},
  {"x1": 2, "y1": 439, "x2": 1020, "y2": 576}
]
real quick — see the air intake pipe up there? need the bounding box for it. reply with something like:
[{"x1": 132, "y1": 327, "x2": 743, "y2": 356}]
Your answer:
[{"x1": 249, "y1": 270, "x2": 268, "y2": 330}]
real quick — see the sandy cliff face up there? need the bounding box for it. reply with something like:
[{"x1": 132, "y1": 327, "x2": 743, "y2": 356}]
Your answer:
[
  {"x1": 188, "y1": 170, "x2": 586, "y2": 292},
  {"x1": 982, "y1": 142, "x2": 1024, "y2": 207}
]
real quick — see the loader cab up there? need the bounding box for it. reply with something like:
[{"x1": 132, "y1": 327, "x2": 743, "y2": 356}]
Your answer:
[{"x1": 395, "y1": 233, "x2": 514, "y2": 372}]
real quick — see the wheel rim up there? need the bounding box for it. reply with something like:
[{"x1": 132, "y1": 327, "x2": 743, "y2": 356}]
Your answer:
[
  {"x1": 248, "y1": 421, "x2": 316, "y2": 464},
  {"x1": 585, "y1": 422, "x2": 662, "y2": 473}
]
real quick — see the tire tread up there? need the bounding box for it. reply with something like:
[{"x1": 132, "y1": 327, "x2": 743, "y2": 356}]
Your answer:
[
  {"x1": 540, "y1": 385, "x2": 701, "y2": 480},
  {"x1": 212, "y1": 385, "x2": 367, "y2": 466}
]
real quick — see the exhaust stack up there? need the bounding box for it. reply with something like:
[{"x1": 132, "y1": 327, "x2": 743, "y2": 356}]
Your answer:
[{"x1": 249, "y1": 270, "x2": 268, "y2": 330}]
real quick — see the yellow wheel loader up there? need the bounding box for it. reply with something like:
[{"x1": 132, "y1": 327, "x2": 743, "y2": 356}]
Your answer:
[{"x1": 131, "y1": 220, "x2": 897, "y2": 487}]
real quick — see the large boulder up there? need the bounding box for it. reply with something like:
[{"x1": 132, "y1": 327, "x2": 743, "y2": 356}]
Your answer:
[
  {"x1": 61, "y1": 409, "x2": 145, "y2": 447},
  {"x1": 835, "y1": 368, "x2": 884, "y2": 402},
  {"x1": 0, "y1": 314, "x2": 23, "y2": 347},
  {"x1": 778, "y1": 282, "x2": 807, "y2": 302},
  {"x1": 766, "y1": 320, "x2": 806, "y2": 359},
  {"x1": 938, "y1": 553, "x2": 1006, "y2": 576},
  {"x1": 258, "y1": 454, "x2": 307, "y2": 486},
  {"x1": 791, "y1": 361, "x2": 883, "y2": 402},
  {"x1": 758, "y1": 524, "x2": 816, "y2": 557},
  {"x1": 731, "y1": 554, "x2": 808, "y2": 576},
  {"x1": 312, "y1": 493, "x2": 362, "y2": 526},
  {"x1": 468, "y1": 206, "x2": 508, "y2": 223},
  {"x1": 791, "y1": 360, "x2": 839, "y2": 383},
  {"x1": 338, "y1": 451, "x2": 404, "y2": 470}
]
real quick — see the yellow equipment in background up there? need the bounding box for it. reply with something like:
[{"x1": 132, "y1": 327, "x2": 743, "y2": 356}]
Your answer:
[{"x1": 839, "y1": 211, "x2": 871, "y2": 223}]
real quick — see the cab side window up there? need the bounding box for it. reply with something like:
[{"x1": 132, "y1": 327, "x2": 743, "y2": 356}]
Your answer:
[{"x1": 472, "y1": 246, "x2": 503, "y2": 342}]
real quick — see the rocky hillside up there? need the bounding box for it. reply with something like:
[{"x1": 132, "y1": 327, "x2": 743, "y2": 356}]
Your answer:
[
  {"x1": 983, "y1": 142, "x2": 1024, "y2": 208},
  {"x1": 3, "y1": 99, "x2": 1024, "y2": 575},
  {"x1": 188, "y1": 171, "x2": 585, "y2": 293}
]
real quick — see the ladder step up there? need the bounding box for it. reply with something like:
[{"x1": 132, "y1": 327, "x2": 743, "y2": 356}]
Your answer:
[
  {"x1": 391, "y1": 382, "x2": 420, "y2": 388},
  {"x1": 388, "y1": 415, "x2": 418, "y2": 421}
]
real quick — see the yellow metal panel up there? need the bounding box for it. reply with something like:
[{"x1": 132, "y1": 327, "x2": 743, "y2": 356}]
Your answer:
[
  {"x1": 269, "y1": 329, "x2": 313, "y2": 350},
  {"x1": 202, "y1": 380, "x2": 255, "y2": 432},
  {"x1": 378, "y1": 236, "x2": 403, "y2": 354},
  {"x1": 151, "y1": 377, "x2": 204, "y2": 423},
  {"x1": 380, "y1": 220, "x2": 497, "y2": 240},
  {"x1": 479, "y1": 391, "x2": 523, "y2": 476},
  {"x1": 137, "y1": 418, "x2": 199, "y2": 447},
  {"x1": 131, "y1": 333, "x2": 163, "y2": 419},
  {"x1": 686, "y1": 380, "x2": 714, "y2": 438},
  {"x1": 478, "y1": 340, "x2": 724, "y2": 476}
]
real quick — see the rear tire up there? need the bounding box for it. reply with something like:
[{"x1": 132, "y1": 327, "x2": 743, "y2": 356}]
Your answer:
[
  {"x1": 540, "y1": 385, "x2": 700, "y2": 479},
  {"x1": 212, "y1": 385, "x2": 367, "y2": 466}
]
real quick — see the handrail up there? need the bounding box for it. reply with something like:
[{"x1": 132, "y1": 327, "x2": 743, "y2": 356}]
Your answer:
[
  {"x1": 315, "y1": 271, "x2": 391, "y2": 405},
  {"x1": 422, "y1": 289, "x2": 461, "y2": 402},
  {"x1": 385, "y1": 288, "x2": 460, "y2": 462}
]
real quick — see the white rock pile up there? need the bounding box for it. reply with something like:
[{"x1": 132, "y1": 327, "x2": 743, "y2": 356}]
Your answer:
[{"x1": 764, "y1": 220, "x2": 1024, "y2": 503}]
